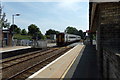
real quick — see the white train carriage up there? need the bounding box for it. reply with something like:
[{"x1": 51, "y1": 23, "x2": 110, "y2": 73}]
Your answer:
[
  {"x1": 56, "y1": 33, "x2": 81, "y2": 46},
  {"x1": 65, "y1": 34, "x2": 80, "y2": 42}
]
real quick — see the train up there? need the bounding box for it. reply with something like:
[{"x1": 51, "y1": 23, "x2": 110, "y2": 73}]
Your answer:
[{"x1": 56, "y1": 33, "x2": 81, "y2": 46}]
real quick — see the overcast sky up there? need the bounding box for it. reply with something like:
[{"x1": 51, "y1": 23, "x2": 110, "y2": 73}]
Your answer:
[{"x1": 3, "y1": 1, "x2": 89, "y2": 34}]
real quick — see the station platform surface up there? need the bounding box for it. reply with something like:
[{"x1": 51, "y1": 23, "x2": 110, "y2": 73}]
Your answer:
[
  {"x1": 68, "y1": 42, "x2": 83, "y2": 47},
  {"x1": 65, "y1": 45, "x2": 99, "y2": 79},
  {"x1": 27, "y1": 44, "x2": 99, "y2": 80},
  {"x1": 27, "y1": 44, "x2": 84, "y2": 80},
  {"x1": 0, "y1": 46, "x2": 31, "y2": 53}
]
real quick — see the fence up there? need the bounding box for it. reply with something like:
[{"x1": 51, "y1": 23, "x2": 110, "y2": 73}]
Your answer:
[
  {"x1": 32, "y1": 40, "x2": 47, "y2": 48},
  {"x1": 12, "y1": 39, "x2": 32, "y2": 46},
  {"x1": 12, "y1": 39, "x2": 47, "y2": 48}
]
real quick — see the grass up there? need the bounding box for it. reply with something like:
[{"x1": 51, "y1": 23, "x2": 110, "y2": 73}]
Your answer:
[{"x1": 13, "y1": 34, "x2": 32, "y2": 40}]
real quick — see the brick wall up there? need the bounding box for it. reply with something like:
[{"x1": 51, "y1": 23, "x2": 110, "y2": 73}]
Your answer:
[
  {"x1": 94, "y1": 2, "x2": 120, "y2": 79},
  {"x1": 103, "y1": 48, "x2": 120, "y2": 79}
]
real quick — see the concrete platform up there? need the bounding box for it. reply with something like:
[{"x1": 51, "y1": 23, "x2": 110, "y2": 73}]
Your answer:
[
  {"x1": 27, "y1": 44, "x2": 84, "y2": 80},
  {"x1": 0, "y1": 46, "x2": 31, "y2": 53},
  {"x1": 65, "y1": 45, "x2": 99, "y2": 79},
  {"x1": 67, "y1": 42, "x2": 83, "y2": 47}
]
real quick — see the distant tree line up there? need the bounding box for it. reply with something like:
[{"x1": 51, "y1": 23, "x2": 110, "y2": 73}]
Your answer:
[
  {"x1": 10, "y1": 24, "x2": 27, "y2": 35},
  {"x1": 45, "y1": 26, "x2": 86, "y2": 39},
  {"x1": 64, "y1": 26, "x2": 86, "y2": 39},
  {"x1": 9, "y1": 24, "x2": 86, "y2": 40},
  {"x1": 10, "y1": 24, "x2": 44, "y2": 40},
  {"x1": 45, "y1": 29, "x2": 60, "y2": 39}
]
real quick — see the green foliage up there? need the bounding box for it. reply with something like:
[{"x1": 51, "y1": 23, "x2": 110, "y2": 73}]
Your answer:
[
  {"x1": 45, "y1": 29, "x2": 60, "y2": 35},
  {"x1": 45, "y1": 35, "x2": 50, "y2": 39},
  {"x1": 10, "y1": 24, "x2": 17, "y2": 31},
  {"x1": 21, "y1": 29, "x2": 27, "y2": 35},
  {"x1": 13, "y1": 34, "x2": 31, "y2": 40},
  {"x1": 65, "y1": 26, "x2": 84, "y2": 39},
  {"x1": 28, "y1": 24, "x2": 38, "y2": 36},
  {"x1": 36, "y1": 31, "x2": 44, "y2": 39},
  {"x1": 65, "y1": 26, "x2": 79, "y2": 35},
  {"x1": 0, "y1": 13, "x2": 10, "y2": 29},
  {"x1": 78, "y1": 30, "x2": 84, "y2": 39},
  {"x1": 93, "y1": 34, "x2": 96, "y2": 40},
  {"x1": 43, "y1": 35, "x2": 47, "y2": 40},
  {"x1": 28, "y1": 24, "x2": 44, "y2": 40},
  {"x1": 2, "y1": 22, "x2": 10, "y2": 28},
  {"x1": 10, "y1": 24, "x2": 21, "y2": 34},
  {"x1": 45, "y1": 29, "x2": 60, "y2": 39},
  {"x1": 15, "y1": 27, "x2": 21, "y2": 34}
]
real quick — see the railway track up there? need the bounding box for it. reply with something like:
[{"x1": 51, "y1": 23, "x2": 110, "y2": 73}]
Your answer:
[
  {"x1": 2, "y1": 48, "x2": 42, "y2": 59},
  {"x1": 1, "y1": 47, "x2": 72, "y2": 80},
  {"x1": 1, "y1": 48, "x2": 57, "y2": 69}
]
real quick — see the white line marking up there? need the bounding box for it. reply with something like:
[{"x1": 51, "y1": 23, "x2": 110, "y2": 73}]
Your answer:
[{"x1": 1, "y1": 47, "x2": 31, "y2": 53}]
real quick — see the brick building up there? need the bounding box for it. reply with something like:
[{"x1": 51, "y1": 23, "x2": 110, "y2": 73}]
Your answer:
[
  {"x1": 0, "y1": 29, "x2": 13, "y2": 47},
  {"x1": 89, "y1": 2, "x2": 120, "y2": 79}
]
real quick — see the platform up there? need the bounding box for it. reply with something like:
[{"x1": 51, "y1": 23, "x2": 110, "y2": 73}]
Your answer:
[
  {"x1": 27, "y1": 44, "x2": 84, "y2": 80},
  {"x1": 65, "y1": 45, "x2": 99, "y2": 79},
  {"x1": 0, "y1": 46, "x2": 31, "y2": 53}
]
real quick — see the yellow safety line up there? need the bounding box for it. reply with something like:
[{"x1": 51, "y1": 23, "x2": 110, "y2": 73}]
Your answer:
[
  {"x1": 59, "y1": 51, "x2": 78, "y2": 80},
  {"x1": 60, "y1": 45, "x2": 85, "y2": 80}
]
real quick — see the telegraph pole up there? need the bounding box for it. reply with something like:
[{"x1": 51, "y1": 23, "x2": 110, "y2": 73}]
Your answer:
[{"x1": 0, "y1": 1, "x2": 2, "y2": 48}]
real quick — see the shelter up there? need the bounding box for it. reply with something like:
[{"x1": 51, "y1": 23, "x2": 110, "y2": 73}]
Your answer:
[{"x1": 0, "y1": 29, "x2": 13, "y2": 47}]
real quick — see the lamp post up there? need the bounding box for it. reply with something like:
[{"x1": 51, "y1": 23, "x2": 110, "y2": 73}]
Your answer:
[
  {"x1": 11, "y1": 13, "x2": 20, "y2": 46},
  {"x1": 12, "y1": 13, "x2": 20, "y2": 25}
]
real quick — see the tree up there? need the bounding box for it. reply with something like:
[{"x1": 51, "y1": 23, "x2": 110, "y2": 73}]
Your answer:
[
  {"x1": 45, "y1": 29, "x2": 60, "y2": 39},
  {"x1": 16, "y1": 27, "x2": 21, "y2": 34},
  {"x1": 65, "y1": 26, "x2": 79, "y2": 35},
  {"x1": 21, "y1": 29, "x2": 27, "y2": 35},
  {"x1": 45, "y1": 29, "x2": 59, "y2": 35},
  {"x1": 9, "y1": 24, "x2": 21, "y2": 34},
  {"x1": 28, "y1": 24, "x2": 44, "y2": 40},
  {"x1": 28, "y1": 24, "x2": 39, "y2": 36},
  {"x1": 0, "y1": 12, "x2": 10, "y2": 29},
  {"x1": 78, "y1": 30, "x2": 84, "y2": 39},
  {"x1": 65, "y1": 26, "x2": 85, "y2": 39}
]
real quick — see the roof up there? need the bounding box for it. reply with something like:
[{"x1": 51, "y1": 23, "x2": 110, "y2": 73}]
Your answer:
[{"x1": 89, "y1": 0, "x2": 120, "y2": 2}]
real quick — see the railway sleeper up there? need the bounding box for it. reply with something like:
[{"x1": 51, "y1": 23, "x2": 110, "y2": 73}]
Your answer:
[{"x1": 2, "y1": 47, "x2": 72, "y2": 79}]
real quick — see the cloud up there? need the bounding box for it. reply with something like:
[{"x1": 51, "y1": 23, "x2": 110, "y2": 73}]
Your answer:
[{"x1": 57, "y1": 2, "x2": 82, "y2": 12}]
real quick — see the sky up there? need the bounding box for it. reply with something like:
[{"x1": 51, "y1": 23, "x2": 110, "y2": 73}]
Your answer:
[{"x1": 2, "y1": 1, "x2": 89, "y2": 34}]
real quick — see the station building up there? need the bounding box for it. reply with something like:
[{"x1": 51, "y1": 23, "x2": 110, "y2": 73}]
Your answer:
[
  {"x1": 0, "y1": 29, "x2": 13, "y2": 47},
  {"x1": 89, "y1": 2, "x2": 120, "y2": 79}
]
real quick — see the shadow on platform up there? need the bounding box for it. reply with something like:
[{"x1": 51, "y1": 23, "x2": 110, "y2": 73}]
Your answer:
[{"x1": 64, "y1": 45, "x2": 99, "y2": 80}]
